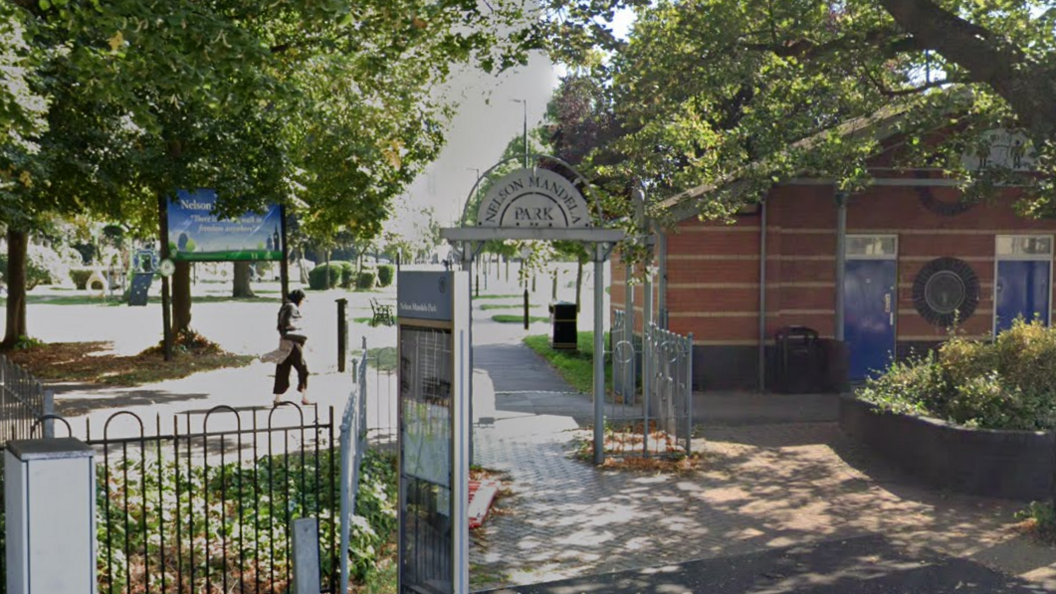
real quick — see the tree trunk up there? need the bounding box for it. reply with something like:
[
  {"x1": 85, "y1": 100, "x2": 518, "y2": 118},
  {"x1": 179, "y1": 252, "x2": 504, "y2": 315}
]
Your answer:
[
  {"x1": 233, "y1": 261, "x2": 255, "y2": 298},
  {"x1": 552, "y1": 269, "x2": 558, "y2": 301},
  {"x1": 575, "y1": 258, "x2": 584, "y2": 313},
  {"x1": 1, "y1": 229, "x2": 29, "y2": 349},
  {"x1": 172, "y1": 260, "x2": 193, "y2": 336},
  {"x1": 505, "y1": 257, "x2": 509, "y2": 282}
]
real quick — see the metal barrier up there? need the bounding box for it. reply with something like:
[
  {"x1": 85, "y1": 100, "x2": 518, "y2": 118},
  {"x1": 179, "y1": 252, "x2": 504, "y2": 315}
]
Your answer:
[
  {"x1": 338, "y1": 344, "x2": 370, "y2": 594},
  {"x1": 643, "y1": 323, "x2": 694, "y2": 457},
  {"x1": 611, "y1": 309, "x2": 636, "y2": 404}
]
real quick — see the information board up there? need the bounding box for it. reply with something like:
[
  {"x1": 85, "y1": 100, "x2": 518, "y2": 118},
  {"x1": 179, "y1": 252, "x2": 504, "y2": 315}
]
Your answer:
[
  {"x1": 167, "y1": 189, "x2": 283, "y2": 262},
  {"x1": 397, "y1": 271, "x2": 470, "y2": 594}
]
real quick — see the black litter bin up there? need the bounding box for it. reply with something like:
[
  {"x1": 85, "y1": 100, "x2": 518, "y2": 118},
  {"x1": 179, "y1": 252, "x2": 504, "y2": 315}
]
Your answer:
[
  {"x1": 549, "y1": 301, "x2": 578, "y2": 350},
  {"x1": 774, "y1": 326, "x2": 824, "y2": 393}
]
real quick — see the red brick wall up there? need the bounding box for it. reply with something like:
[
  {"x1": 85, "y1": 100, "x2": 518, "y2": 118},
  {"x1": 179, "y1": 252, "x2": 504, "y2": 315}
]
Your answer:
[{"x1": 631, "y1": 177, "x2": 1056, "y2": 352}]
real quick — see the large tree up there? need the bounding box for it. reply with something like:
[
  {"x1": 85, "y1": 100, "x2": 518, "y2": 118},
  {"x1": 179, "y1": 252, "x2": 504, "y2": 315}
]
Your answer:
[
  {"x1": 544, "y1": 0, "x2": 1056, "y2": 219},
  {"x1": 6, "y1": 0, "x2": 532, "y2": 342}
]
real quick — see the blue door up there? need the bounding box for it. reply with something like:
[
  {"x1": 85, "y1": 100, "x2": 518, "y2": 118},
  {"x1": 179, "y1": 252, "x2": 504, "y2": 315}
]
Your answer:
[
  {"x1": 844, "y1": 260, "x2": 897, "y2": 380},
  {"x1": 995, "y1": 260, "x2": 1050, "y2": 333}
]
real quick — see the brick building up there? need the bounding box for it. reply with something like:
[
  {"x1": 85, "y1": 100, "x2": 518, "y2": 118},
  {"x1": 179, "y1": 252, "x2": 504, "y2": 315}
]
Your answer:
[{"x1": 612, "y1": 131, "x2": 1051, "y2": 391}]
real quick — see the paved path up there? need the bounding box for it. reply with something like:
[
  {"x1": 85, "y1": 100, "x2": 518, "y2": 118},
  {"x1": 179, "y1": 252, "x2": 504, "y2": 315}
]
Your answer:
[{"x1": 466, "y1": 315, "x2": 1056, "y2": 592}]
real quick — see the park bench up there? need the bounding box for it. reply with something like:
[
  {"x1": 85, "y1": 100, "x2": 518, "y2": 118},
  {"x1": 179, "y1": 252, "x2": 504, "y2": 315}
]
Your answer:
[{"x1": 370, "y1": 298, "x2": 395, "y2": 327}]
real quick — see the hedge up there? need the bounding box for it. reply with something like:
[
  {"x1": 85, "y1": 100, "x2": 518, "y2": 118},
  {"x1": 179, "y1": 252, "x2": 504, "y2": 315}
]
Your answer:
[
  {"x1": 377, "y1": 265, "x2": 394, "y2": 287},
  {"x1": 307, "y1": 261, "x2": 352, "y2": 290}
]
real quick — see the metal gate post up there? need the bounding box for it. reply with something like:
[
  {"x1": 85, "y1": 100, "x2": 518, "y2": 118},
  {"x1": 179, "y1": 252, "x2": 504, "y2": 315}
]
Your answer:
[
  {"x1": 593, "y1": 246, "x2": 606, "y2": 465},
  {"x1": 686, "y1": 332, "x2": 694, "y2": 455}
]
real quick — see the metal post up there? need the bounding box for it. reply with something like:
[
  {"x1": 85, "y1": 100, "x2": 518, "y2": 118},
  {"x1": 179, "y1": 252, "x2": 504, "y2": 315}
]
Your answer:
[
  {"x1": 336, "y1": 298, "x2": 348, "y2": 373},
  {"x1": 157, "y1": 193, "x2": 173, "y2": 362},
  {"x1": 759, "y1": 198, "x2": 768, "y2": 392},
  {"x1": 835, "y1": 192, "x2": 848, "y2": 342},
  {"x1": 643, "y1": 261, "x2": 653, "y2": 457},
  {"x1": 523, "y1": 289, "x2": 530, "y2": 329},
  {"x1": 657, "y1": 232, "x2": 668, "y2": 328},
  {"x1": 686, "y1": 332, "x2": 694, "y2": 455},
  {"x1": 43, "y1": 390, "x2": 54, "y2": 439},
  {"x1": 593, "y1": 246, "x2": 606, "y2": 465},
  {"x1": 280, "y1": 204, "x2": 290, "y2": 302},
  {"x1": 291, "y1": 518, "x2": 321, "y2": 594}
]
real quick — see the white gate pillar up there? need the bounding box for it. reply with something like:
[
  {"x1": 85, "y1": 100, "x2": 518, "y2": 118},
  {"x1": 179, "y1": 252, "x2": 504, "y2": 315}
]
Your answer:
[{"x1": 5, "y1": 438, "x2": 96, "y2": 594}]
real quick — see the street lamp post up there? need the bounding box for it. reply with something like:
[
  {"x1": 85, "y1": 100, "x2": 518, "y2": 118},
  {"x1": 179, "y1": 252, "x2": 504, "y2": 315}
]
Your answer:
[
  {"x1": 467, "y1": 167, "x2": 481, "y2": 296},
  {"x1": 512, "y1": 99, "x2": 528, "y2": 168}
]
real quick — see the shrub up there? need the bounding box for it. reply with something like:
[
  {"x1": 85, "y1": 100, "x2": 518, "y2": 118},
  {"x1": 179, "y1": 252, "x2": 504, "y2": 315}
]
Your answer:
[
  {"x1": 355, "y1": 270, "x2": 377, "y2": 290},
  {"x1": 340, "y1": 262, "x2": 356, "y2": 289},
  {"x1": 70, "y1": 269, "x2": 95, "y2": 290},
  {"x1": 859, "y1": 319, "x2": 1056, "y2": 430},
  {"x1": 376, "y1": 265, "x2": 394, "y2": 287},
  {"x1": 307, "y1": 261, "x2": 351, "y2": 290}
]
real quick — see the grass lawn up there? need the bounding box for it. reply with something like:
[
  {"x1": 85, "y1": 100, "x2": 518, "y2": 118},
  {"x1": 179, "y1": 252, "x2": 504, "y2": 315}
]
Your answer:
[
  {"x1": 523, "y1": 332, "x2": 612, "y2": 395},
  {"x1": 492, "y1": 314, "x2": 549, "y2": 324},
  {"x1": 350, "y1": 346, "x2": 397, "y2": 372},
  {"x1": 478, "y1": 303, "x2": 537, "y2": 311},
  {"x1": 0, "y1": 294, "x2": 283, "y2": 307},
  {"x1": 472, "y1": 294, "x2": 521, "y2": 300},
  {"x1": 3, "y1": 337, "x2": 255, "y2": 386}
]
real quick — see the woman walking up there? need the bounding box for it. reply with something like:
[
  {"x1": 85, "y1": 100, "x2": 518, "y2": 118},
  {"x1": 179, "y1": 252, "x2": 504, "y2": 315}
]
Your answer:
[{"x1": 272, "y1": 288, "x2": 311, "y2": 405}]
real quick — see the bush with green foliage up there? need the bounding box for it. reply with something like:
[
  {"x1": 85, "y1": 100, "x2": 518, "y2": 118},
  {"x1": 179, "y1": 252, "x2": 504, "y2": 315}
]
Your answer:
[
  {"x1": 356, "y1": 270, "x2": 377, "y2": 290},
  {"x1": 858, "y1": 320, "x2": 1056, "y2": 430},
  {"x1": 376, "y1": 265, "x2": 394, "y2": 287},
  {"x1": 70, "y1": 269, "x2": 94, "y2": 290},
  {"x1": 308, "y1": 261, "x2": 352, "y2": 290},
  {"x1": 339, "y1": 262, "x2": 356, "y2": 289}
]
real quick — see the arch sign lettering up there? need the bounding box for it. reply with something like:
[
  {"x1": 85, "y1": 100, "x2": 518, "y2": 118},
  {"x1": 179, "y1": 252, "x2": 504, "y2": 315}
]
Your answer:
[{"x1": 476, "y1": 168, "x2": 591, "y2": 228}]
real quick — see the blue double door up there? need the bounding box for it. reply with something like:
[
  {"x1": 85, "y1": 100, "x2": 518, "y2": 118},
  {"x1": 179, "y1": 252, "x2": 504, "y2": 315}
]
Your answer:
[
  {"x1": 844, "y1": 259, "x2": 897, "y2": 381},
  {"x1": 995, "y1": 260, "x2": 1051, "y2": 333}
]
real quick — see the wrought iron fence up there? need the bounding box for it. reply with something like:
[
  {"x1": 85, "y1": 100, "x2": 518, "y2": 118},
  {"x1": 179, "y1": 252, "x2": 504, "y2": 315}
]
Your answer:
[
  {"x1": 74, "y1": 404, "x2": 339, "y2": 594},
  {"x1": 0, "y1": 353, "x2": 52, "y2": 446},
  {"x1": 0, "y1": 354, "x2": 52, "y2": 594}
]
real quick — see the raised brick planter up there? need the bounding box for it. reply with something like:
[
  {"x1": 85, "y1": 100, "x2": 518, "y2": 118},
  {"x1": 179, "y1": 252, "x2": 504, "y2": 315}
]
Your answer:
[{"x1": 838, "y1": 394, "x2": 1054, "y2": 501}]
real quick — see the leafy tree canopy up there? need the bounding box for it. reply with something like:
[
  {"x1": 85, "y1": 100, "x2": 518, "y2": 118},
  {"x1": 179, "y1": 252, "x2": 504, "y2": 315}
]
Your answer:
[{"x1": 543, "y1": 0, "x2": 1056, "y2": 221}]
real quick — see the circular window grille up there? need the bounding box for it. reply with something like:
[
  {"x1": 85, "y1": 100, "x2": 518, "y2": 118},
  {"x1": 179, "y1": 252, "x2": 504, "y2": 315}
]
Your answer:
[{"x1": 913, "y1": 258, "x2": 979, "y2": 327}]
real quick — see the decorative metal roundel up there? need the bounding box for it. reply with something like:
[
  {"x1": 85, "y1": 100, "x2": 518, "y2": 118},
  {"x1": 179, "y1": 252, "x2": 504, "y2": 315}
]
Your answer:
[
  {"x1": 916, "y1": 186, "x2": 974, "y2": 216},
  {"x1": 914, "y1": 171, "x2": 973, "y2": 216},
  {"x1": 912, "y1": 257, "x2": 980, "y2": 327}
]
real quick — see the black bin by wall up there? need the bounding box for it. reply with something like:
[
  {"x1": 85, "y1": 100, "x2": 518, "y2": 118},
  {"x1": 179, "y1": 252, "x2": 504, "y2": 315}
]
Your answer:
[
  {"x1": 774, "y1": 326, "x2": 824, "y2": 393},
  {"x1": 549, "y1": 301, "x2": 578, "y2": 350}
]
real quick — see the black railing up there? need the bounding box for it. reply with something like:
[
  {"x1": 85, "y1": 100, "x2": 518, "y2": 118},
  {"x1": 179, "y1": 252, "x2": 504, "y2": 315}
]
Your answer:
[
  {"x1": 0, "y1": 354, "x2": 51, "y2": 594},
  {"x1": 0, "y1": 353, "x2": 50, "y2": 446},
  {"x1": 81, "y1": 404, "x2": 339, "y2": 594}
]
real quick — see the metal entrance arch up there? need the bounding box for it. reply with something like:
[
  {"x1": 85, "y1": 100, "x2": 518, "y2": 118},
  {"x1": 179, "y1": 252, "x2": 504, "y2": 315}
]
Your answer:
[{"x1": 441, "y1": 153, "x2": 624, "y2": 465}]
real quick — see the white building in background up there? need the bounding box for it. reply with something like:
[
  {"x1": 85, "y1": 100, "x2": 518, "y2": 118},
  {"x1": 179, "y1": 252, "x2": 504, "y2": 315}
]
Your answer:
[{"x1": 390, "y1": 52, "x2": 560, "y2": 242}]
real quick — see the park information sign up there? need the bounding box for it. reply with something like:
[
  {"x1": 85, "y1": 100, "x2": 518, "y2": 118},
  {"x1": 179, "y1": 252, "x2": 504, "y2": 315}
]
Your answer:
[
  {"x1": 397, "y1": 270, "x2": 470, "y2": 594},
  {"x1": 476, "y1": 168, "x2": 591, "y2": 228},
  {"x1": 167, "y1": 189, "x2": 284, "y2": 262}
]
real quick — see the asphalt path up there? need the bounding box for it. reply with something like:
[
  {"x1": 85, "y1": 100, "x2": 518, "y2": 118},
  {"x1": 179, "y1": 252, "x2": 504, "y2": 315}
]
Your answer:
[{"x1": 478, "y1": 535, "x2": 1050, "y2": 594}]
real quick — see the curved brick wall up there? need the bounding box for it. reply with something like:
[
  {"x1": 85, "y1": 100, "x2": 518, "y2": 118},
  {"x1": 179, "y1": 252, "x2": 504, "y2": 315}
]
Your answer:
[{"x1": 839, "y1": 395, "x2": 1053, "y2": 500}]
